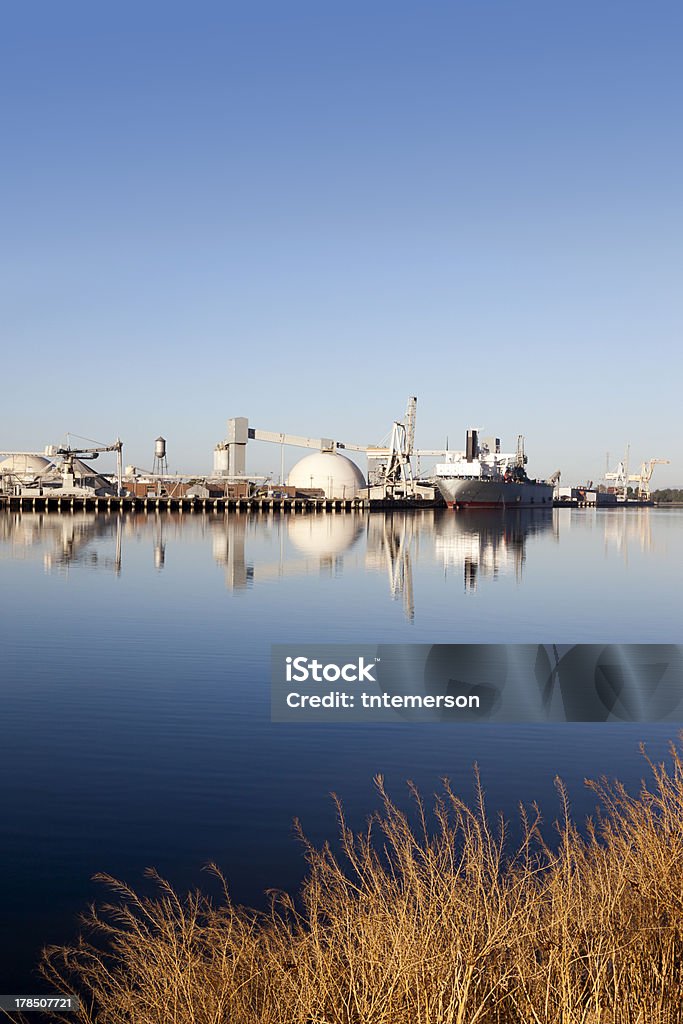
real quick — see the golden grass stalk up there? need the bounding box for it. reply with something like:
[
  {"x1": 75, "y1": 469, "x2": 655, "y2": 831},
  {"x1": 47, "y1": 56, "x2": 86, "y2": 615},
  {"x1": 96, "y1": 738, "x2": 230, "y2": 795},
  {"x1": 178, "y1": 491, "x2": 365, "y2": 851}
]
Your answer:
[{"x1": 32, "y1": 741, "x2": 683, "y2": 1024}]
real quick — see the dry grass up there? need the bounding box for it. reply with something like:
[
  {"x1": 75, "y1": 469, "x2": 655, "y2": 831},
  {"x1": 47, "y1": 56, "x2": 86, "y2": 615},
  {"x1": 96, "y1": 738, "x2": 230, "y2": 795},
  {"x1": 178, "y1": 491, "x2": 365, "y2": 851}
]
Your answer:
[{"x1": 34, "y1": 740, "x2": 683, "y2": 1024}]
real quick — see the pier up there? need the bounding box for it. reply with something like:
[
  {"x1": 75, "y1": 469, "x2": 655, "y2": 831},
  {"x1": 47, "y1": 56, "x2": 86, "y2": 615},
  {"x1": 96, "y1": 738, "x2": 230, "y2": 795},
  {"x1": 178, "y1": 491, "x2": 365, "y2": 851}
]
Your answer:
[{"x1": 0, "y1": 493, "x2": 425, "y2": 514}]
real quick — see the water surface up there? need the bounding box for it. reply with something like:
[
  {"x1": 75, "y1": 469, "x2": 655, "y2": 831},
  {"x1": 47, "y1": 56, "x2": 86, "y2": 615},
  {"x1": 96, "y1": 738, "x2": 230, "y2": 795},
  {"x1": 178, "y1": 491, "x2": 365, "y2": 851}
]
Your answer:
[{"x1": 1, "y1": 507, "x2": 681, "y2": 989}]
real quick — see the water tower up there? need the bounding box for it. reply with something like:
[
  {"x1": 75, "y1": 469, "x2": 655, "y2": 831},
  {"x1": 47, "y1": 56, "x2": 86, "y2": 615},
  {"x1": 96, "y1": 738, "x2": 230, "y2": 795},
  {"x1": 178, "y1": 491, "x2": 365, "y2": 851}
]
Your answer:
[{"x1": 152, "y1": 436, "x2": 168, "y2": 475}]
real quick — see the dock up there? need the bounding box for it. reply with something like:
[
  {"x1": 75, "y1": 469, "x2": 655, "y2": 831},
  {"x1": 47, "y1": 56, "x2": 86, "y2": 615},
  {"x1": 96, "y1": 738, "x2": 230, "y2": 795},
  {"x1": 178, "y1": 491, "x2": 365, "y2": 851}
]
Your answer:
[{"x1": 0, "y1": 493, "x2": 436, "y2": 514}]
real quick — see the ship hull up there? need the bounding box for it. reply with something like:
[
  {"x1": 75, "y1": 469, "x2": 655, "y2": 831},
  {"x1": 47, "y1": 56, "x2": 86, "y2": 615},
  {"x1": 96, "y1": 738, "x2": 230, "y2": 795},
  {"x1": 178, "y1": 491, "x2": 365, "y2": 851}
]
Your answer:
[{"x1": 435, "y1": 478, "x2": 553, "y2": 509}]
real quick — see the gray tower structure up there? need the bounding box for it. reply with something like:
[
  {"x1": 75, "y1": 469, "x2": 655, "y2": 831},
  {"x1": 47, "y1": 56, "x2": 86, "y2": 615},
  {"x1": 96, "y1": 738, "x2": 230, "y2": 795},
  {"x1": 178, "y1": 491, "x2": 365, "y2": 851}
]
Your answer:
[
  {"x1": 214, "y1": 418, "x2": 249, "y2": 478},
  {"x1": 228, "y1": 417, "x2": 248, "y2": 476}
]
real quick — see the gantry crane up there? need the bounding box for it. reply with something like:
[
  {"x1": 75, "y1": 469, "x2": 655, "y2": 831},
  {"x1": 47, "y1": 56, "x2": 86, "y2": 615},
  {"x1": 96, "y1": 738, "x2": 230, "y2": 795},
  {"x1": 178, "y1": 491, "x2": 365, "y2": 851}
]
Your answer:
[
  {"x1": 628, "y1": 458, "x2": 670, "y2": 501},
  {"x1": 605, "y1": 447, "x2": 630, "y2": 501},
  {"x1": 223, "y1": 396, "x2": 475, "y2": 498},
  {"x1": 606, "y1": 445, "x2": 669, "y2": 502},
  {"x1": 227, "y1": 396, "x2": 441, "y2": 498},
  {"x1": 366, "y1": 396, "x2": 418, "y2": 497},
  {"x1": 47, "y1": 439, "x2": 124, "y2": 494},
  {"x1": 0, "y1": 439, "x2": 124, "y2": 493}
]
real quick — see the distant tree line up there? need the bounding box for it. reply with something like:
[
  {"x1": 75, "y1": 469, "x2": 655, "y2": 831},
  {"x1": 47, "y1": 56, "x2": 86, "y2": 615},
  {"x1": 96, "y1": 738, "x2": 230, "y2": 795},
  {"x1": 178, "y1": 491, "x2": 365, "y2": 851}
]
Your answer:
[{"x1": 651, "y1": 488, "x2": 683, "y2": 503}]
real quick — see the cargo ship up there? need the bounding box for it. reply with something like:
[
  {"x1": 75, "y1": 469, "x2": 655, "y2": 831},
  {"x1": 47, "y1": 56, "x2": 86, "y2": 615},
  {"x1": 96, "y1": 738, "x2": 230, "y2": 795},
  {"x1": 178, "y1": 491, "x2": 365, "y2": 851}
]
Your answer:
[{"x1": 433, "y1": 430, "x2": 553, "y2": 509}]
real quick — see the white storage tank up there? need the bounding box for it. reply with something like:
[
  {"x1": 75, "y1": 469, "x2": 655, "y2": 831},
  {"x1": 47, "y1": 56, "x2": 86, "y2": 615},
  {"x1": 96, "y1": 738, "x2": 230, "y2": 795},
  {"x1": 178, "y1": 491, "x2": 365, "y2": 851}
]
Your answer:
[
  {"x1": 288, "y1": 517, "x2": 364, "y2": 557},
  {"x1": 213, "y1": 445, "x2": 230, "y2": 477},
  {"x1": 287, "y1": 451, "x2": 365, "y2": 499},
  {"x1": 0, "y1": 454, "x2": 53, "y2": 483}
]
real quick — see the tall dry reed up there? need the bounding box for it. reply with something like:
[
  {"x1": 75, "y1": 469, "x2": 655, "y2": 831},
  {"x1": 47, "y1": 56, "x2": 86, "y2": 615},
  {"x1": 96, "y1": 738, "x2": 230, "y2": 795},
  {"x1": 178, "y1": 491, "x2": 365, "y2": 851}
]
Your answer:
[{"x1": 33, "y1": 741, "x2": 683, "y2": 1024}]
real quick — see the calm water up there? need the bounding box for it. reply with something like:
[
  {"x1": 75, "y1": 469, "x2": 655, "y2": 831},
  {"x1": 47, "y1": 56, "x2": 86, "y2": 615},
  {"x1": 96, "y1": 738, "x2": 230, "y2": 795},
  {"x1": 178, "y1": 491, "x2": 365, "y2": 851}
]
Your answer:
[{"x1": 1, "y1": 506, "x2": 682, "y2": 990}]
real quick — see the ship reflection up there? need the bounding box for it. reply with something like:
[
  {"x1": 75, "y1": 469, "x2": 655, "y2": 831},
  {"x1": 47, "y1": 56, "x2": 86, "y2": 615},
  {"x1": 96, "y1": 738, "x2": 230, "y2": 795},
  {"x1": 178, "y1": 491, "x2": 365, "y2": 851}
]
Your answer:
[
  {"x1": 208, "y1": 509, "x2": 554, "y2": 617},
  {"x1": 433, "y1": 509, "x2": 554, "y2": 591}
]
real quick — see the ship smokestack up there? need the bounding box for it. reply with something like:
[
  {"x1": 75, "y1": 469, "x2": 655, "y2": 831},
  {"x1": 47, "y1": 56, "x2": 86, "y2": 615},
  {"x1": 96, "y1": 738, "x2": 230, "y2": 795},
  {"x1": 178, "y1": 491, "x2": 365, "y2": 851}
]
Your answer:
[{"x1": 466, "y1": 429, "x2": 478, "y2": 462}]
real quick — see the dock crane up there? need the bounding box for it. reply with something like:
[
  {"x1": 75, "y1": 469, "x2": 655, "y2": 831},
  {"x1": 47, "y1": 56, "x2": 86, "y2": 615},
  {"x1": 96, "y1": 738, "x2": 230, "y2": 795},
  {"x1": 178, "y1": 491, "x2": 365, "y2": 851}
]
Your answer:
[
  {"x1": 222, "y1": 396, "x2": 459, "y2": 497},
  {"x1": 366, "y1": 396, "x2": 418, "y2": 497},
  {"x1": 47, "y1": 438, "x2": 124, "y2": 495},
  {"x1": 606, "y1": 447, "x2": 670, "y2": 502},
  {"x1": 1, "y1": 439, "x2": 124, "y2": 493},
  {"x1": 605, "y1": 448, "x2": 630, "y2": 501},
  {"x1": 628, "y1": 458, "x2": 670, "y2": 501},
  {"x1": 229, "y1": 397, "x2": 430, "y2": 498},
  {"x1": 247, "y1": 398, "x2": 419, "y2": 497},
  {"x1": 548, "y1": 469, "x2": 561, "y2": 498}
]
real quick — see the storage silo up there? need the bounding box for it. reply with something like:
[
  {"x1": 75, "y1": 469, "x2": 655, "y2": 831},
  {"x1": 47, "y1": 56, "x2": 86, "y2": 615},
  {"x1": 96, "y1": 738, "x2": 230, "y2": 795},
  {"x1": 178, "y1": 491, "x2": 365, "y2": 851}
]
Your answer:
[{"x1": 287, "y1": 451, "x2": 365, "y2": 499}]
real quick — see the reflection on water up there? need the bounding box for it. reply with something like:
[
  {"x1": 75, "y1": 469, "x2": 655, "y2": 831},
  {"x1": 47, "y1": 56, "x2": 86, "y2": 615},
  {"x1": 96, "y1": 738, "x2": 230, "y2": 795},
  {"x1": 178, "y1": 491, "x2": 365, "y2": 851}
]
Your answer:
[
  {"x1": 211, "y1": 515, "x2": 366, "y2": 590},
  {"x1": 365, "y1": 516, "x2": 417, "y2": 621},
  {"x1": 1, "y1": 504, "x2": 681, "y2": 993},
  {"x1": 0, "y1": 512, "x2": 123, "y2": 574},
  {"x1": 3, "y1": 507, "x2": 677, "y2": 623},
  {"x1": 602, "y1": 508, "x2": 655, "y2": 559},
  {"x1": 1, "y1": 507, "x2": 560, "y2": 617},
  {"x1": 433, "y1": 510, "x2": 557, "y2": 591}
]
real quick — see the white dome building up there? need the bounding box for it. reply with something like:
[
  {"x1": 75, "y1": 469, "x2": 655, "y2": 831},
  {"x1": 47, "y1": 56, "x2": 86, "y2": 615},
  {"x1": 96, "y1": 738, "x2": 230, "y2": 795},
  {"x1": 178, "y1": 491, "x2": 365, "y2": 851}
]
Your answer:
[
  {"x1": 287, "y1": 451, "x2": 366, "y2": 499},
  {"x1": 288, "y1": 517, "x2": 364, "y2": 558},
  {"x1": 0, "y1": 454, "x2": 54, "y2": 484}
]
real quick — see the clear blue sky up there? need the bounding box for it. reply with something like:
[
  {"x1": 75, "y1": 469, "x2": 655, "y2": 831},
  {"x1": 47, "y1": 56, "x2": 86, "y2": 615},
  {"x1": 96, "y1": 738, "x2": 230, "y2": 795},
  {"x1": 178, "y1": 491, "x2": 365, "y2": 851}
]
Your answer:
[{"x1": 2, "y1": 1, "x2": 681, "y2": 485}]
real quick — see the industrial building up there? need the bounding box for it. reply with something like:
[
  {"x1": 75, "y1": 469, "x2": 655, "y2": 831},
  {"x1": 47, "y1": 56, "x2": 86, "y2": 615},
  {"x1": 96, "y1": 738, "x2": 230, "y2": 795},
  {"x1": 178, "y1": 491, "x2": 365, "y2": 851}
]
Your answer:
[
  {"x1": 0, "y1": 448, "x2": 119, "y2": 497},
  {"x1": 0, "y1": 400, "x2": 671, "y2": 512},
  {"x1": 287, "y1": 451, "x2": 366, "y2": 500}
]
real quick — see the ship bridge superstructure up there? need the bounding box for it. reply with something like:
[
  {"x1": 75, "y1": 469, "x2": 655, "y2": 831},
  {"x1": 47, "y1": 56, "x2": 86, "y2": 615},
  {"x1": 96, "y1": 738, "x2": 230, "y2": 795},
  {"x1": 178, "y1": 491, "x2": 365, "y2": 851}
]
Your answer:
[{"x1": 435, "y1": 430, "x2": 528, "y2": 481}]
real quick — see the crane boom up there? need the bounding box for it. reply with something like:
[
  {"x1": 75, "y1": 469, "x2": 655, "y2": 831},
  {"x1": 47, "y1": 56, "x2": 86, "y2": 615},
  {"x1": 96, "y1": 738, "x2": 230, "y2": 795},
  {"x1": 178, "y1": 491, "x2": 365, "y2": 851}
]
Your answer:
[
  {"x1": 1, "y1": 439, "x2": 124, "y2": 494},
  {"x1": 248, "y1": 435, "x2": 452, "y2": 461},
  {"x1": 404, "y1": 396, "x2": 417, "y2": 454},
  {"x1": 250, "y1": 429, "x2": 397, "y2": 454},
  {"x1": 247, "y1": 429, "x2": 336, "y2": 451},
  {"x1": 629, "y1": 457, "x2": 670, "y2": 500},
  {"x1": 50, "y1": 439, "x2": 124, "y2": 494}
]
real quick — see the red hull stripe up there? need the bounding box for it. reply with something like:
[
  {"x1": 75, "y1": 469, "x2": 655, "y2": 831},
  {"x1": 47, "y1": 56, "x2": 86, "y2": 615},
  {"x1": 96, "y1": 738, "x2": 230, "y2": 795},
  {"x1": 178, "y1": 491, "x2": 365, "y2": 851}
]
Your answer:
[{"x1": 448, "y1": 501, "x2": 550, "y2": 509}]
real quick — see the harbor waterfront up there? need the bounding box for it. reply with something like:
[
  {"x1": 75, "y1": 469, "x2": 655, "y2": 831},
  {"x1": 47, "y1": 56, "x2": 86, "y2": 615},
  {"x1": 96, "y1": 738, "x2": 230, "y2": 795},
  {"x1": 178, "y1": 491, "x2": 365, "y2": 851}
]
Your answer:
[
  {"x1": 1, "y1": 506, "x2": 682, "y2": 993},
  {"x1": 3, "y1": 0, "x2": 682, "y2": 1012}
]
